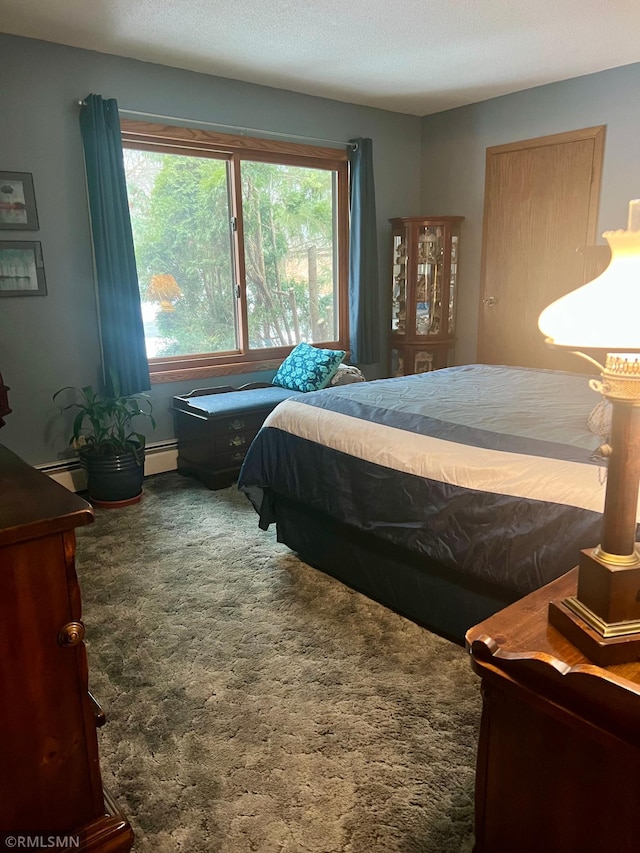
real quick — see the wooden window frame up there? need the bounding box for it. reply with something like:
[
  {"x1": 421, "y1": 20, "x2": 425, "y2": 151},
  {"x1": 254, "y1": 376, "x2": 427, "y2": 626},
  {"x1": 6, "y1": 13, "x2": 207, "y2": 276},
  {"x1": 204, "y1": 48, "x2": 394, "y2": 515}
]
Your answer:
[{"x1": 121, "y1": 120, "x2": 350, "y2": 384}]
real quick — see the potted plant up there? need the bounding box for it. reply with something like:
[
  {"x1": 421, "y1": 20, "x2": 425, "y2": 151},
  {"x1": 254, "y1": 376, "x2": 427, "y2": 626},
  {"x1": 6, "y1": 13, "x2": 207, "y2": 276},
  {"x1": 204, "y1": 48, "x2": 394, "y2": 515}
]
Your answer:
[{"x1": 54, "y1": 378, "x2": 156, "y2": 507}]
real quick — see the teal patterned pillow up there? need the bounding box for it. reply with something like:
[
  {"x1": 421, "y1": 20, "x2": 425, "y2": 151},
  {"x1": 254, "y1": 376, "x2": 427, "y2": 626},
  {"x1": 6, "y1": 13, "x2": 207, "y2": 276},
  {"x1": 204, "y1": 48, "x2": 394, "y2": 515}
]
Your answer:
[{"x1": 272, "y1": 342, "x2": 345, "y2": 392}]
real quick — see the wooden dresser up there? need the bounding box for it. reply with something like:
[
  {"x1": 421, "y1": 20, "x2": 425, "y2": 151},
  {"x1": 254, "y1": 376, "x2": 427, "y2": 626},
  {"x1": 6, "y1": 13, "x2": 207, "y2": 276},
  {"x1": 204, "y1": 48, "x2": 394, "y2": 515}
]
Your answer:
[
  {"x1": 466, "y1": 569, "x2": 640, "y2": 853},
  {"x1": 0, "y1": 445, "x2": 133, "y2": 850}
]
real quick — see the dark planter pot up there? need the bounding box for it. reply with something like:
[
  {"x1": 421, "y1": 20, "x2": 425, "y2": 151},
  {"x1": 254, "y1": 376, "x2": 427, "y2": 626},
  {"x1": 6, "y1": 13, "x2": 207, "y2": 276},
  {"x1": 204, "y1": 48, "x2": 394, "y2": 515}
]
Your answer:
[{"x1": 80, "y1": 446, "x2": 145, "y2": 506}]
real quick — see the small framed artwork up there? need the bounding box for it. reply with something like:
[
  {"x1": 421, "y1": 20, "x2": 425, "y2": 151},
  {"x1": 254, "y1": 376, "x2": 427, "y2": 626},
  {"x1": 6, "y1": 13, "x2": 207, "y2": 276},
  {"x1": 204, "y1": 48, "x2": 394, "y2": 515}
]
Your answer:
[
  {"x1": 0, "y1": 241, "x2": 47, "y2": 296},
  {"x1": 0, "y1": 172, "x2": 39, "y2": 230}
]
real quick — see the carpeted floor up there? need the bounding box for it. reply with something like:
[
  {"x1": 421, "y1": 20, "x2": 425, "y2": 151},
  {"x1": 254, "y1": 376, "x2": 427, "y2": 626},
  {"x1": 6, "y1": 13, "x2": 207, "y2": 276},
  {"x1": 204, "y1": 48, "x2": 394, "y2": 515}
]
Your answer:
[{"x1": 76, "y1": 472, "x2": 480, "y2": 852}]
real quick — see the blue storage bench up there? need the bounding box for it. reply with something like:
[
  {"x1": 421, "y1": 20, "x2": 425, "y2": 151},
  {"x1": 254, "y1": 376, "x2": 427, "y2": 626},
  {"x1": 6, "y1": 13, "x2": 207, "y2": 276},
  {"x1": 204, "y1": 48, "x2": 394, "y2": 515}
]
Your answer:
[{"x1": 172, "y1": 383, "x2": 299, "y2": 490}]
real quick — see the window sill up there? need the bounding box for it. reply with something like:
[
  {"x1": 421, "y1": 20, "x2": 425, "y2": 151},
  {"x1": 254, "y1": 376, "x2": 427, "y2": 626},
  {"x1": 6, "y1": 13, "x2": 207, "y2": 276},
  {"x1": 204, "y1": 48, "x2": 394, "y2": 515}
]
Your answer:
[{"x1": 149, "y1": 357, "x2": 284, "y2": 385}]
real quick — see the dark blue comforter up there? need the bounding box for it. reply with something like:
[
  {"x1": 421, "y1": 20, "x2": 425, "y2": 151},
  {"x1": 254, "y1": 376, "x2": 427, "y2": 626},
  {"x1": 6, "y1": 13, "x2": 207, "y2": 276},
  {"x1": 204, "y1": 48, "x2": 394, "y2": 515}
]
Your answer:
[{"x1": 239, "y1": 364, "x2": 616, "y2": 596}]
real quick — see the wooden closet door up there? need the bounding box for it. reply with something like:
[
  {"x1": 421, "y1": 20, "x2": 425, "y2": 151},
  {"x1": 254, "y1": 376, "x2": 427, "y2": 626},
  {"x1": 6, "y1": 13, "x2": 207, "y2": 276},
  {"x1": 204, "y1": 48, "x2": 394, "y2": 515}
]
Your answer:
[{"x1": 477, "y1": 126, "x2": 605, "y2": 370}]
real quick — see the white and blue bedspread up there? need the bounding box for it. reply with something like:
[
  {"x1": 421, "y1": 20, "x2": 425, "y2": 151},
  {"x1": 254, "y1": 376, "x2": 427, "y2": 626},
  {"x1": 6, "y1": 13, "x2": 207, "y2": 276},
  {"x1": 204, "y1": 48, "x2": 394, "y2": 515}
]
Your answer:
[{"x1": 239, "y1": 364, "x2": 624, "y2": 596}]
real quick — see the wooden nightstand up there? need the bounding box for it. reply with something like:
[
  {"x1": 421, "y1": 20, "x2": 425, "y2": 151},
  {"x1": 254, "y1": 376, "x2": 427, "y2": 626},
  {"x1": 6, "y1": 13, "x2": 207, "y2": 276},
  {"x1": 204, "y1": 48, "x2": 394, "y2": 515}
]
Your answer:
[{"x1": 466, "y1": 569, "x2": 640, "y2": 853}]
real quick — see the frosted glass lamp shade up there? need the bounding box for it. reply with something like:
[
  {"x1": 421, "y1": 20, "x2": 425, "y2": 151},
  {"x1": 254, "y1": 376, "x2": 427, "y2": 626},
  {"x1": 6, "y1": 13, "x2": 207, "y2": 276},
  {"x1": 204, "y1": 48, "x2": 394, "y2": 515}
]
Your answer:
[{"x1": 538, "y1": 228, "x2": 640, "y2": 351}]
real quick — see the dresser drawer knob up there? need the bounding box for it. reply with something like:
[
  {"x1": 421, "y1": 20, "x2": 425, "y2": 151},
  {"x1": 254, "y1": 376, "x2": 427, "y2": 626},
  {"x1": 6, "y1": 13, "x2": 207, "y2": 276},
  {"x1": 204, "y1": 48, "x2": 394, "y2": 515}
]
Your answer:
[
  {"x1": 229, "y1": 418, "x2": 245, "y2": 430},
  {"x1": 58, "y1": 621, "x2": 86, "y2": 647},
  {"x1": 229, "y1": 435, "x2": 246, "y2": 447}
]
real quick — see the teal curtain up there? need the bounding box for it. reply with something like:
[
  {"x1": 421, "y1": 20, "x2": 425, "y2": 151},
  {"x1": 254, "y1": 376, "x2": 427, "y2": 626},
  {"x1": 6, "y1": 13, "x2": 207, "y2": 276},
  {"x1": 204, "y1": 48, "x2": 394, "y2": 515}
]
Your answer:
[
  {"x1": 79, "y1": 94, "x2": 150, "y2": 396},
  {"x1": 348, "y1": 138, "x2": 379, "y2": 365}
]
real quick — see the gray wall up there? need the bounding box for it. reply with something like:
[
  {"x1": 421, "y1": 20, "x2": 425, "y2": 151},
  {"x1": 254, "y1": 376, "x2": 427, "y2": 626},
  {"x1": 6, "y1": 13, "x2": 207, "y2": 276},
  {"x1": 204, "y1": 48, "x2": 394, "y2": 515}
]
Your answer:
[
  {"x1": 0, "y1": 34, "x2": 422, "y2": 465},
  {"x1": 420, "y1": 62, "x2": 640, "y2": 365}
]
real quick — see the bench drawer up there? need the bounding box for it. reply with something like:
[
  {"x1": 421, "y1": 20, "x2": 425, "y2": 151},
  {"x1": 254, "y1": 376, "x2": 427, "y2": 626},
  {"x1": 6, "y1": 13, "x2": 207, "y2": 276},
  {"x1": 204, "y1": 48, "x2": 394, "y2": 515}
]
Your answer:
[{"x1": 214, "y1": 429, "x2": 258, "y2": 453}]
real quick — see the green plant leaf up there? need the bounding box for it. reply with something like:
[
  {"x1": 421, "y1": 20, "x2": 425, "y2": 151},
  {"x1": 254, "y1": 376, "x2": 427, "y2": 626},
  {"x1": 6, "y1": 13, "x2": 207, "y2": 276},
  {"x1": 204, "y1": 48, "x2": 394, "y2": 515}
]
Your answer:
[{"x1": 53, "y1": 381, "x2": 155, "y2": 455}]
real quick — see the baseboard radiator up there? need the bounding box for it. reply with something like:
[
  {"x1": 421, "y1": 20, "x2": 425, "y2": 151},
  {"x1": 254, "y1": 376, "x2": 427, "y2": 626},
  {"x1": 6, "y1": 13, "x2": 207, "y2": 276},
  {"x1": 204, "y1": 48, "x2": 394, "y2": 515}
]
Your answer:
[{"x1": 37, "y1": 440, "x2": 179, "y2": 493}]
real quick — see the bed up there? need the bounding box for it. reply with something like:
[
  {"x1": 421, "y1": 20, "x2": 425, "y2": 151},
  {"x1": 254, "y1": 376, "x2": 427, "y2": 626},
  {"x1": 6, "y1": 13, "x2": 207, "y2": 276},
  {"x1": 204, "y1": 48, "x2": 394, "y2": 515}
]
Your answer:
[{"x1": 238, "y1": 363, "x2": 618, "y2": 642}]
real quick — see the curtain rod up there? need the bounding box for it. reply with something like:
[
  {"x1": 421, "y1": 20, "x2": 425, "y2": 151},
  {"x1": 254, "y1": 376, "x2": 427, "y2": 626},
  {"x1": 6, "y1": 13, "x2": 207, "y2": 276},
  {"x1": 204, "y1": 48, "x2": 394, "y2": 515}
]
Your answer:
[{"x1": 77, "y1": 101, "x2": 357, "y2": 150}]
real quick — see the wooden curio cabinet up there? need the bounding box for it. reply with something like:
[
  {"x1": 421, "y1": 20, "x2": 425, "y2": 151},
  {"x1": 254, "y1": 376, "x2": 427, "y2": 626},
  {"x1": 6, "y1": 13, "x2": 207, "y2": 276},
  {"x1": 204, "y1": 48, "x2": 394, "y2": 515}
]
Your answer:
[{"x1": 390, "y1": 216, "x2": 464, "y2": 376}]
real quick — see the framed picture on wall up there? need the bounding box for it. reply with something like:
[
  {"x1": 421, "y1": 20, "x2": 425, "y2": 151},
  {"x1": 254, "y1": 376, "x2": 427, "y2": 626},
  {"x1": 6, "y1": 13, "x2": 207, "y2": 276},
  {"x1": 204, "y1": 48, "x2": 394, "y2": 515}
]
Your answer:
[
  {"x1": 0, "y1": 171, "x2": 39, "y2": 230},
  {"x1": 0, "y1": 241, "x2": 47, "y2": 296}
]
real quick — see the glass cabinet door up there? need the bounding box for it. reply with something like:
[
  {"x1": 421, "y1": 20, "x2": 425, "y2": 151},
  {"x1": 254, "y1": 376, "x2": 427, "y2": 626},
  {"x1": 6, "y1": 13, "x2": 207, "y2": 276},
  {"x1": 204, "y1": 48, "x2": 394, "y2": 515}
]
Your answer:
[
  {"x1": 416, "y1": 225, "x2": 444, "y2": 336},
  {"x1": 390, "y1": 348, "x2": 404, "y2": 377},
  {"x1": 414, "y1": 350, "x2": 435, "y2": 372},
  {"x1": 448, "y1": 234, "x2": 459, "y2": 335},
  {"x1": 391, "y1": 233, "x2": 407, "y2": 334}
]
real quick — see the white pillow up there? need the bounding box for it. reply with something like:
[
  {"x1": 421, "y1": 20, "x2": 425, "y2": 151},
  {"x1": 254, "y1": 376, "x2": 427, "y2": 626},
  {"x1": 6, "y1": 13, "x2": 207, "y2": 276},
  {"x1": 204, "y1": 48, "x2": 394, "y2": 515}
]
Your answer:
[{"x1": 329, "y1": 364, "x2": 366, "y2": 386}]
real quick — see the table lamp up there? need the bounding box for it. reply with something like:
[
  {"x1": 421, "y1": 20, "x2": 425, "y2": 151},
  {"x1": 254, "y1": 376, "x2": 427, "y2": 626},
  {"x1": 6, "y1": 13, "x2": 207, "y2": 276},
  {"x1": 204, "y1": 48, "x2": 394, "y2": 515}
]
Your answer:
[{"x1": 538, "y1": 198, "x2": 640, "y2": 665}]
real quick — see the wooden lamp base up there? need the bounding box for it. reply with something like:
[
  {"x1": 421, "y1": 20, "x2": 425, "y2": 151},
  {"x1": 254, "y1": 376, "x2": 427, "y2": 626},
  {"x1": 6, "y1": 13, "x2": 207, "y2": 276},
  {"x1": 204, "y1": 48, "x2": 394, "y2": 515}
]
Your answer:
[
  {"x1": 548, "y1": 597, "x2": 640, "y2": 666},
  {"x1": 548, "y1": 548, "x2": 640, "y2": 665}
]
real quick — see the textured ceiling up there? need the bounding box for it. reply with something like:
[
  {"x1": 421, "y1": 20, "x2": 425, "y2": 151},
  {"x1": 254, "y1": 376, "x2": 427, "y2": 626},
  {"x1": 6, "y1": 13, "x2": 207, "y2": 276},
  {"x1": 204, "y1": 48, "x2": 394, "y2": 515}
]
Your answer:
[{"x1": 3, "y1": 0, "x2": 640, "y2": 115}]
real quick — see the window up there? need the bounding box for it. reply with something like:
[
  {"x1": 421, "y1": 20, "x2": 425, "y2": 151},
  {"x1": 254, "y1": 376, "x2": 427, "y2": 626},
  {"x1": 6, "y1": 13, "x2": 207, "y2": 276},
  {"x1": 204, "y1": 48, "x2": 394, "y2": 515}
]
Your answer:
[{"x1": 121, "y1": 121, "x2": 349, "y2": 383}]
